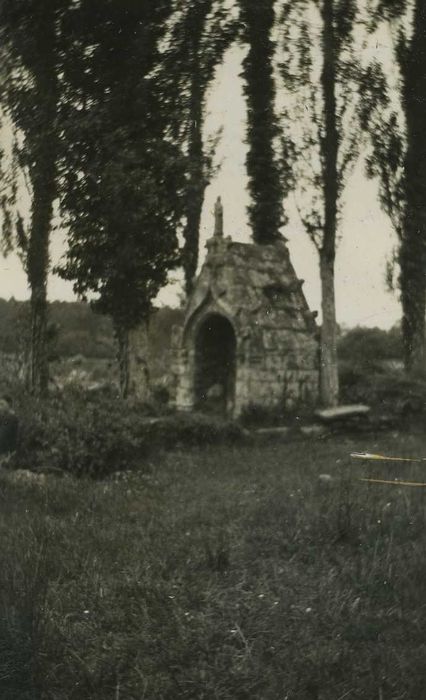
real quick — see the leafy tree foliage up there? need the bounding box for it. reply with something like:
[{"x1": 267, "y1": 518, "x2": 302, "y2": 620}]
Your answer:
[
  {"x1": 56, "y1": 0, "x2": 186, "y2": 397},
  {"x1": 239, "y1": 0, "x2": 288, "y2": 244},
  {"x1": 359, "y1": 63, "x2": 405, "y2": 242},
  {"x1": 279, "y1": 0, "x2": 361, "y2": 406}
]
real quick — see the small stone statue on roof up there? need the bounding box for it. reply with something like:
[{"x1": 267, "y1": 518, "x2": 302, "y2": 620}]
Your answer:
[{"x1": 214, "y1": 196, "x2": 223, "y2": 237}]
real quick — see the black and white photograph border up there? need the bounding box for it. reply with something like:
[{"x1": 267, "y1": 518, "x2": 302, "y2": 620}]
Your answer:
[{"x1": 0, "y1": 1, "x2": 425, "y2": 698}]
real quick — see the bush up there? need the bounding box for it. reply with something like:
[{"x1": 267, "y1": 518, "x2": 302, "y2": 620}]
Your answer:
[
  {"x1": 339, "y1": 363, "x2": 426, "y2": 423},
  {"x1": 9, "y1": 389, "x2": 246, "y2": 478},
  {"x1": 11, "y1": 389, "x2": 150, "y2": 478}
]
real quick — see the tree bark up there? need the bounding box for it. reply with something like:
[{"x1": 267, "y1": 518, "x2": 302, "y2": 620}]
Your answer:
[
  {"x1": 399, "y1": 0, "x2": 426, "y2": 375},
  {"x1": 129, "y1": 322, "x2": 151, "y2": 401},
  {"x1": 319, "y1": 0, "x2": 339, "y2": 406},
  {"x1": 27, "y1": 156, "x2": 55, "y2": 396},
  {"x1": 400, "y1": 237, "x2": 426, "y2": 374},
  {"x1": 26, "y1": 9, "x2": 58, "y2": 396},
  {"x1": 116, "y1": 324, "x2": 130, "y2": 399},
  {"x1": 320, "y1": 255, "x2": 339, "y2": 406},
  {"x1": 27, "y1": 247, "x2": 50, "y2": 396}
]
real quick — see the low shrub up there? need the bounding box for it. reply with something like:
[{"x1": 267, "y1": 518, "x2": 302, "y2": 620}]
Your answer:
[
  {"x1": 240, "y1": 401, "x2": 314, "y2": 428},
  {"x1": 11, "y1": 389, "x2": 150, "y2": 478},
  {"x1": 339, "y1": 363, "x2": 426, "y2": 422},
  {"x1": 147, "y1": 412, "x2": 245, "y2": 449},
  {"x1": 9, "y1": 389, "x2": 246, "y2": 478}
]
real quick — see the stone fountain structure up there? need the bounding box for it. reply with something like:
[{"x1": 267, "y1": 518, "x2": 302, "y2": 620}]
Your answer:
[{"x1": 171, "y1": 198, "x2": 320, "y2": 418}]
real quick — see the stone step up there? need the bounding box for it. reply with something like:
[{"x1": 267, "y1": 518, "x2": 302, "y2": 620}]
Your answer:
[{"x1": 315, "y1": 404, "x2": 371, "y2": 422}]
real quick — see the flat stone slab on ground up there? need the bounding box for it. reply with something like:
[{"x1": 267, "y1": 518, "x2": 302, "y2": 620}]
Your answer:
[
  {"x1": 300, "y1": 424, "x2": 327, "y2": 437},
  {"x1": 255, "y1": 426, "x2": 293, "y2": 438},
  {"x1": 253, "y1": 424, "x2": 327, "y2": 441},
  {"x1": 315, "y1": 404, "x2": 371, "y2": 422}
]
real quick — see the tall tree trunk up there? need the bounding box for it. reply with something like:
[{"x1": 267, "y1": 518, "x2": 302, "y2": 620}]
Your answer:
[
  {"x1": 399, "y1": 0, "x2": 426, "y2": 375},
  {"x1": 319, "y1": 254, "x2": 339, "y2": 406},
  {"x1": 400, "y1": 237, "x2": 426, "y2": 373},
  {"x1": 129, "y1": 322, "x2": 151, "y2": 401},
  {"x1": 183, "y1": 69, "x2": 206, "y2": 296},
  {"x1": 28, "y1": 225, "x2": 49, "y2": 396},
  {"x1": 115, "y1": 323, "x2": 130, "y2": 399},
  {"x1": 240, "y1": 0, "x2": 283, "y2": 244},
  {"x1": 27, "y1": 191, "x2": 52, "y2": 396},
  {"x1": 319, "y1": 0, "x2": 339, "y2": 407},
  {"x1": 26, "y1": 9, "x2": 57, "y2": 396}
]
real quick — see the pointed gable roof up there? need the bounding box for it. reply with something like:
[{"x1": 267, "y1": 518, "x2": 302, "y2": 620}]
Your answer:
[{"x1": 184, "y1": 235, "x2": 317, "y2": 336}]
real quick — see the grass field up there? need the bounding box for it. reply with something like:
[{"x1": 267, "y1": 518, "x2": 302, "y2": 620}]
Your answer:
[{"x1": 1, "y1": 431, "x2": 426, "y2": 699}]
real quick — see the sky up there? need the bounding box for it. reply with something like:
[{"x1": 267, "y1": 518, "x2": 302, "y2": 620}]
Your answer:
[{"x1": 0, "y1": 37, "x2": 401, "y2": 330}]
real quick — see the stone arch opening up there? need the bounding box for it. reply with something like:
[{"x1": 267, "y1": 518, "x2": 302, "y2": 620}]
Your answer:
[{"x1": 194, "y1": 314, "x2": 236, "y2": 415}]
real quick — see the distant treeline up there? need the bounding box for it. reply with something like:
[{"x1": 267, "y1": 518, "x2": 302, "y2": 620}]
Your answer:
[
  {"x1": 338, "y1": 325, "x2": 403, "y2": 366},
  {"x1": 0, "y1": 298, "x2": 402, "y2": 372},
  {"x1": 0, "y1": 299, "x2": 184, "y2": 362}
]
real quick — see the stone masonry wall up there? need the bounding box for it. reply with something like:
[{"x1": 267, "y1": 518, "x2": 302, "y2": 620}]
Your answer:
[{"x1": 171, "y1": 235, "x2": 320, "y2": 418}]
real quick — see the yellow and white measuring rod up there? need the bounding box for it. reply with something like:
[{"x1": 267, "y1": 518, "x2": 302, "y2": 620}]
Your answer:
[
  {"x1": 350, "y1": 452, "x2": 425, "y2": 463},
  {"x1": 360, "y1": 478, "x2": 426, "y2": 487}
]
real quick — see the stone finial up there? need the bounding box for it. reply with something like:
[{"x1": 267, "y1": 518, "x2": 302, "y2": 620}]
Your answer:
[{"x1": 214, "y1": 196, "x2": 224, "y2": 237}]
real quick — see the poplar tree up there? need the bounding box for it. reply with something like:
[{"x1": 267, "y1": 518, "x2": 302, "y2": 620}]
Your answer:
[
  {"x1": 366, "y1": 0, "x2": 426, "y2": 374},
  {"x1": 0, "y1": 0, "x2": 72, "y2": 395},
  {"x1": 239, "y1": 0, "x2": 287, "y2": 244},
  {"x1": 279, "y1": 0, "x2": 360, "y2": 406}
]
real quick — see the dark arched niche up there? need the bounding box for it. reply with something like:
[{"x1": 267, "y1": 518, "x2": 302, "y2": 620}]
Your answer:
[{"x1": 194, "y1": 314, "x2": 236, "y2": 415}]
